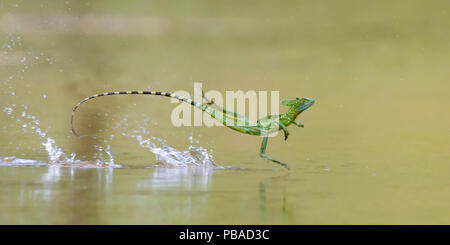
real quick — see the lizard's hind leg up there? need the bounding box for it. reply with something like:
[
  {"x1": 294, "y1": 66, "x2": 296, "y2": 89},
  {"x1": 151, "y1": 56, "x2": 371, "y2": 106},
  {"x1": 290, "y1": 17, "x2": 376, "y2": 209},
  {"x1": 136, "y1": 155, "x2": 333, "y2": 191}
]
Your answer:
[{"x1": 259, "y1": 136, "x2": 290, "y2": 170}]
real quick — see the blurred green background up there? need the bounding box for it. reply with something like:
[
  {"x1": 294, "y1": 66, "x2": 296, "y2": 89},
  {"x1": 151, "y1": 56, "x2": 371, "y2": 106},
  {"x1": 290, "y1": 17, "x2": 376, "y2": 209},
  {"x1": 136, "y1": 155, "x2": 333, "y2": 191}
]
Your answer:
[{"x1": 0, "y1": 0, "x2": 449, "y2": 224}]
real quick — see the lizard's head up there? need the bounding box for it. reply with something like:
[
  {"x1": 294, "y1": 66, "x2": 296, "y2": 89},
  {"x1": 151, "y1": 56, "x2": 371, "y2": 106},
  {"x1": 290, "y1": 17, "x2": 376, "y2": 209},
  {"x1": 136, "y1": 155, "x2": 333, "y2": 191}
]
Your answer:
[{"x1": 281, "y1": 97, "x2": 315, "y2": 112}]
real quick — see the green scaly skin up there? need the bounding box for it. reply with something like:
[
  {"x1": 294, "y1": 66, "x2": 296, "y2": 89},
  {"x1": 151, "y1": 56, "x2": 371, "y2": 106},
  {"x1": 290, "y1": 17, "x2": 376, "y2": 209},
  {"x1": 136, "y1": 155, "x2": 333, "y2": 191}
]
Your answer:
[{"x1": 71, "y1": 90, "x2": 315, "y2": 169}]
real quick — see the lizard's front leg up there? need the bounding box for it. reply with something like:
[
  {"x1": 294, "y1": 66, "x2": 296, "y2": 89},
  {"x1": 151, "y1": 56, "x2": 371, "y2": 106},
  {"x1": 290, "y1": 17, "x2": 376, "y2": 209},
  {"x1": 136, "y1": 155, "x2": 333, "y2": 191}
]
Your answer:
[{"x1": 293, "y1": 121, "x2": 304, "y2": 128}]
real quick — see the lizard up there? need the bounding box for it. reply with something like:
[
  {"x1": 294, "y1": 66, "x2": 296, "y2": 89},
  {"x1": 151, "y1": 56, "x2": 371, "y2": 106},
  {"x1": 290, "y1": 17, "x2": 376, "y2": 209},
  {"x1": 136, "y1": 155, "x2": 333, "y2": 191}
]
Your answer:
[{"x1": 70, "y1": 90, "x2": 315, "y2": 169}]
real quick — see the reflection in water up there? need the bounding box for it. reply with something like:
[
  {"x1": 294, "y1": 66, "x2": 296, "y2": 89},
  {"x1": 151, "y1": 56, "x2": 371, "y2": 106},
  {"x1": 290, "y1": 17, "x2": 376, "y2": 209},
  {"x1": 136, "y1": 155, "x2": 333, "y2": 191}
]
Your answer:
[
  {"x1": 0, "y1": 164, "x2": 115, "y2": 224},
  {"x1": 259, "y1": 182, "x2": 266, "y2": 218},
  {"x1": 259, "y1": 172, "x2": 290, "y2": 222},
  {"x1": 37, "y1": 166, "x2": 114, "y2": 207},
  {"x1": 131, "y1": 166, "x2": 219, "y2": 224},
  {"x1": 139, "y1": 166, "x2": 215, "y2": 192}
]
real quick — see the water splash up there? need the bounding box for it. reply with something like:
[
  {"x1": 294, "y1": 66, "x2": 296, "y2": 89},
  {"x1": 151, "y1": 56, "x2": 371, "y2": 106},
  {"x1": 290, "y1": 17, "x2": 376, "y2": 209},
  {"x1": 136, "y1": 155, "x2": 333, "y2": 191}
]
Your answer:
[
  {"x1": 2, "y1": 100, "x2": 218, "y2": 168},
  {"x1": 0, "y1": 3, "x2": 120, "y2": 169},
  {"x1": 127, "y1": 128, "x2": 217, "y2": 167},
  {"x1": 0, "y1": 107, "x2": 120, "y2": 168}
]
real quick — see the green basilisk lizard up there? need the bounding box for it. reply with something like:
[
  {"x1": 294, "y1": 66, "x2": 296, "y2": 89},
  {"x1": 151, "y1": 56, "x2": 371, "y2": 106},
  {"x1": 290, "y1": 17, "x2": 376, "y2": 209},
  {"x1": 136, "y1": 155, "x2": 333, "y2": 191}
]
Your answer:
[{"x1": 71, "y1": 90, "x2": 314, "y2": 169}]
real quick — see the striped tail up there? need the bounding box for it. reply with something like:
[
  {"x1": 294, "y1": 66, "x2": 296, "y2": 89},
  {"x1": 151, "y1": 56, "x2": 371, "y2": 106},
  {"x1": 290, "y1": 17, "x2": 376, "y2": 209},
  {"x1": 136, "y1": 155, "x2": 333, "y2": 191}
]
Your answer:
[{"x1": 71, "y1": 90, "x2": 207, "y2": 136}]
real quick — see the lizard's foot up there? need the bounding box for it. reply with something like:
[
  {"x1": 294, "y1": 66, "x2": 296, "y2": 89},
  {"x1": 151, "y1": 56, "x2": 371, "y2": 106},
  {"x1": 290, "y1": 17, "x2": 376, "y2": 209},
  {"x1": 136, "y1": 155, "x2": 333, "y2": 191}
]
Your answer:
[
  {"x1": 206, "y1": 98, "x2": 215, "y2": 105},
  {"x1": 284, "y1": 133, "x2": 289, "y2": 141},
  {"x1": 271, "y1": 159, "x2": 289, "y2": 169},
  {"x1": 260, "y1": 153, "x2": 290, "y2": 170},
  {"x1": 202, "y1": 90, "x2": 215, "y2": 105}
]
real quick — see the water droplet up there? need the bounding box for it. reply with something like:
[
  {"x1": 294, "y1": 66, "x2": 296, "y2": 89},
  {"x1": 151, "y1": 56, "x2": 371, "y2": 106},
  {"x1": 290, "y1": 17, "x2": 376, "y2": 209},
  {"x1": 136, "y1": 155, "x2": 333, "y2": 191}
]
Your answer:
[{"x1": 3, "y1": 107, "x2": 13, "y2": 115}]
